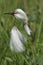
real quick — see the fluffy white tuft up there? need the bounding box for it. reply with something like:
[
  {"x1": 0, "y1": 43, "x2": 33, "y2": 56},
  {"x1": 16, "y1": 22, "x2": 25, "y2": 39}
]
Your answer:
[
  {"x1": 10, "y1": 26, "x2": 26, "y2": 52},
  {"x1": 24, "y1": 24, "x2": 32, "y2": 35},
  {"x1": 14, "y1": 9, "x2": 28, "y2": 23}
]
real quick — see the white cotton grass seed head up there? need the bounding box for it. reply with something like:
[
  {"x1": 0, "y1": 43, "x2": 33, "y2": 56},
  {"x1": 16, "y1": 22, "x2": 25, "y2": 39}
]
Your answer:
[
  {"x1": 24, "y1": 24, "x2": 32, "y2": 35},
  {"x1": 14, "y1": 9, "x2": 28, "y2": 23},
  {"x1": 10, "y1": 26, "x2": 25, "y2": 52}
]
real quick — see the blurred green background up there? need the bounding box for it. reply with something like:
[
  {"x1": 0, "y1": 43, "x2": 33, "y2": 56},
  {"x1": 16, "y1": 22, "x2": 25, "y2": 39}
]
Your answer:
[{"x1": 0, "y1": 0, "x2": 43, "y2": 65}]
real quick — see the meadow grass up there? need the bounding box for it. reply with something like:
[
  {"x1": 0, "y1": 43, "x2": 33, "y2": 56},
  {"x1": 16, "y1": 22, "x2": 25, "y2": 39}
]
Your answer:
[{"x1": 0, "y1": 0, "x2": 43, "y2": 65}]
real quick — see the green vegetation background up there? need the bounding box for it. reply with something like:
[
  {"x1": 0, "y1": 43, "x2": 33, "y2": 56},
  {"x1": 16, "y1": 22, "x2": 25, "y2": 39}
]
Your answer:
[{"x1": 0, "y1": 0, "x2": 43, "y2": 65}]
